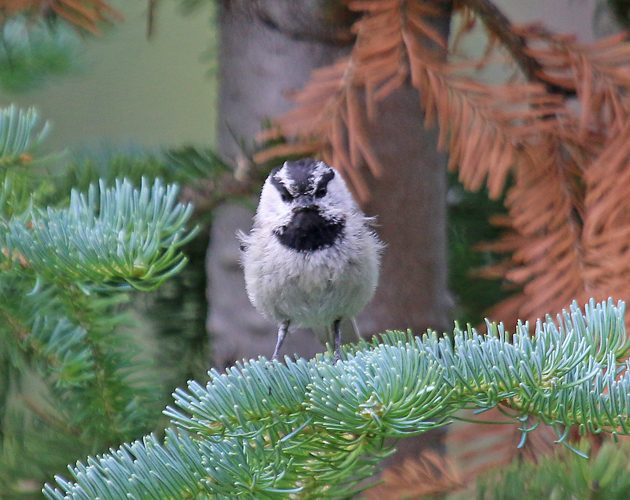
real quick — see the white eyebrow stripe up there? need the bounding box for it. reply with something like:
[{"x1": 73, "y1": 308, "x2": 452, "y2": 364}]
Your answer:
[
  {"x1": 277, "y1": 160, "x2": 333, "y2": 196},
  {"x1": 311, "y1": 161, "x2": 330, "y2": 181},
  {"x1": 277, "y1": 163, "x2": 297, "y2": 193}
]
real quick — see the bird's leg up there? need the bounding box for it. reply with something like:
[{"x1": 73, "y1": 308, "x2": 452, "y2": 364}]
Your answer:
[
  {"x1": 333, "y1": 318, "x2": 342, "y2": 363},
  {"x1": 350, "y1": 317, "x2": 362, "y2": 341},
  {"x1": 272, "y1": 320, "x2": 290, "y2": 361}
]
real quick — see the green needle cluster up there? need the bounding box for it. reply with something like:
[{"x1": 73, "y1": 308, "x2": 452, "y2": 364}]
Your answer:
[
  {"x1": 3, "y1": 177, "x2": 197, "y2": 292},
  {"x1": 45, "y1": 299, "x2": 630, "y2": 498}
]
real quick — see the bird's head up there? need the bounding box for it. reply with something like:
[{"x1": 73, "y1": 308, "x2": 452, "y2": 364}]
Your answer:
[
  {"x1": 257, "y1": 158, "x2": 355, "y2": 251},
  {"x1": 259, "y1": 158, "x2": 355, "y2": 219}
]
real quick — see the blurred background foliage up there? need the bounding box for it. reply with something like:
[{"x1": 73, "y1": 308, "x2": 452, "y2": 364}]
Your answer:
[
  {"x1": 475, "y1": 439, "x2": 630, "y2": 500},
  {"x1": 0, "y1": 17, "x2": 78, "y2": 92},
  {"x1": 609, "y1": 0, "x2": 630, "y2": 28},
  {"x1": 447, "y1": 172, "x2": 506, "y2": 326}
]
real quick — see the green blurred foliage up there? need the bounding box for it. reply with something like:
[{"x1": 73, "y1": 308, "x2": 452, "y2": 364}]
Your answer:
[
  {"x1": 609, "y1": 0, "x2": 630, "y2": 28},
  {"x1": 447, "y1": 171, "x2": 508, "y2": 326},
  {"x1": 0, "y1": 17, "x2": 79, "y2": 93},
  {"x1": 477, "y1": 440, "x2": 630, "y2": 499}
]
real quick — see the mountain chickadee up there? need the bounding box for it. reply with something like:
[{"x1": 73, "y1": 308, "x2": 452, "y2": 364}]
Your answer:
[{"x1": 240, "y1": 158, "x2": 382, "y2": 361}]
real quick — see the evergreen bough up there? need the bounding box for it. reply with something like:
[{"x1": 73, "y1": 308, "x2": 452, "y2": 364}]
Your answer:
[
  {"x1": 44, "y1": 298, "x2": 630, "y2": 498},
  {"x1": 0, "y1": 104, "x2": 199, "y2": 494}
]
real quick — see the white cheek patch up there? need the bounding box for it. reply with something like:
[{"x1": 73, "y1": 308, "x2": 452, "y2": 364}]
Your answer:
[
  {"x1": 326, "y1": 176, "x2": 359, "y2": 213},
  {"x1": 258, "y1": 185, "x2": 293, "y2": 226}
]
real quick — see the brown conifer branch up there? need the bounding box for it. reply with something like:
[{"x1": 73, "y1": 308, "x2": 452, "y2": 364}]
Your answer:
[
  {"x1": 457, "y1": 0, "x2": 574, "y2": 96},
  {"x1": 0, "y1": 0, "x2": 122, "y2": 34}
]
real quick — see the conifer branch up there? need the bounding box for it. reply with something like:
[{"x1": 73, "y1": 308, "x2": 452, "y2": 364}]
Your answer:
[
  {"x1": 0, "y1": 105, "x2": 49, "y2": 167},
  {"x1": 0, "y1": 296, "x2": 92, "y2": 389},
  {"x1": 0, "y1": 105, "x2": 203, "y2": 490},
  {"x1": 2, "y1": 178, "x2": 197, "y2": 292},
  {"x1": 1, "y1": 1, "x2": 122, "y2": 35},
  {"x1": 44, "y1": 299, "x2": 630, "y2": 498}
]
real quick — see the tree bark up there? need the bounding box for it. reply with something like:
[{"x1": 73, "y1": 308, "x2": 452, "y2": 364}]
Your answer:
[{"x1": 359, "y1": 85, "x2": 451, "y2": 337}]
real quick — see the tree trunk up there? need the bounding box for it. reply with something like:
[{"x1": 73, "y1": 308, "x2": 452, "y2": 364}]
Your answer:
[{"x1": 208, "y1": 0, "x2": 451, "y2": 471}]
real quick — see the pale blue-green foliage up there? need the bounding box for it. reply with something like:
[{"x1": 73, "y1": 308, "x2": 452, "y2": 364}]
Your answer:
[
  {"x1": 48, "y1": 430, "x2": 210, "y2": 500},
  {"x1": 44, "y1": 299, "x2": 630, "y2": 498},
  {"x1": 0, "y1": 104, "x2": 202, "y2": 493},
  {"x1": 2, "y1": 178, "x2": 197, "y2": 292},
  {"x1": 0, "y1": 105, "x2": 49, "y2": 166}
]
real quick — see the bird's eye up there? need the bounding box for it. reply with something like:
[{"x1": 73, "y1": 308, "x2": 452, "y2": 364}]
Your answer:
[
  {"x1": 314, "y1": 186, "x2": 327, "y2": 198},
  {"x1": 279, "y1": 187, "x2": 292, "y2": 202}
]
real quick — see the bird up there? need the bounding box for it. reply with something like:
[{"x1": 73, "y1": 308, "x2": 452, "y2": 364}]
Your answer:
[{"x1": 240, "y1": 158, "x2": 382, "y2": 362}]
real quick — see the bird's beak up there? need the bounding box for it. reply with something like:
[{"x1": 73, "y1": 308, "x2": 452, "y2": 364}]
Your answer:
[{"x1": 292, "y1": 195, "x2": 317, "y2": 213}]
